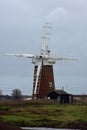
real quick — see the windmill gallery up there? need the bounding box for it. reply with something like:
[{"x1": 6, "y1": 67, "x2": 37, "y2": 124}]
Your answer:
[{"x1": 7, "y1": 23, "x2": 77, "y2": 103}]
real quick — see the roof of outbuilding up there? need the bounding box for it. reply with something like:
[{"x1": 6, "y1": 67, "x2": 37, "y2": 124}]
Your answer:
[
  {"x1": 55, "y1": 89, "x2": 69, "y2": 95},
  {"x1": 47, "y1": 89, "x2": 72, "y2": 96}
]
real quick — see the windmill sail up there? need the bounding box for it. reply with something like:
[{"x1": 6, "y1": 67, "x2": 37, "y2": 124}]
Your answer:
[
  {"x1": 41, "y1": 23, "x2": 51, "y2": 56},
  {"x1": 6, "y1": 53, "x2": 34, "y2": 58}
]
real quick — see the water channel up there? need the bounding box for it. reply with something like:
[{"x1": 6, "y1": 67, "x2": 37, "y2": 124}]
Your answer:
[{"x1": 22, "y1": 127, "x2": 78, "y2": 130}]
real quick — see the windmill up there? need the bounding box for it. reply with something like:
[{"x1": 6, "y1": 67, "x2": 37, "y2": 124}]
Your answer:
[{"x1": 6, "y1": 23, "x2": 77, "y2": 99}]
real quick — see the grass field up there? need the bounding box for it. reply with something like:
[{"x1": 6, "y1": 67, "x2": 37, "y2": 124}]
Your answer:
[{"x1": 0, "y1": 99, "x2": 87, "y2": 128}]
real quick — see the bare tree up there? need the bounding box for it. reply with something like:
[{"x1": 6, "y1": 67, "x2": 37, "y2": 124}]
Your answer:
[{"x1": 11, "y1": 89, "x2": 22, "y2": 100}]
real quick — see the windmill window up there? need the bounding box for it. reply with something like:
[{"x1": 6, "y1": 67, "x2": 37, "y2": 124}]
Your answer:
[{"x1": 49, "y1": 82, "x2": 52, "y2": 87}]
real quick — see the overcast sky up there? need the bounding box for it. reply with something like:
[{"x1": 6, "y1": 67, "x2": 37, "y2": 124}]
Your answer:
[{"x1": 0, "y1": 0, "x2": 87, "y2": 95}]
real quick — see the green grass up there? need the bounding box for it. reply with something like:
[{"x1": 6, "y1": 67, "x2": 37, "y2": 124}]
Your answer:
[{"x1": 0, "y1": 100, "x2": 87, "y2": 127}]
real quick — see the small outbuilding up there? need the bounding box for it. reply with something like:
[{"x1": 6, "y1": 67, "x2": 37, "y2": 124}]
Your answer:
[{"x1": 47, "y1": 90, "x2": 73, "y2": 103}]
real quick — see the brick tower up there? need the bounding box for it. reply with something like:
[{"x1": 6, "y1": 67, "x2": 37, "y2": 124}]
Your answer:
[{"x1": 32, "y1": 64, "x2": 55, "y2": 99}]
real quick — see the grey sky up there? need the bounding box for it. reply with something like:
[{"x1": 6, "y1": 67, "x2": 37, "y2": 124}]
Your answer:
[{"x1": 0, "y1": 0, "x2": 87, "y2": 95}]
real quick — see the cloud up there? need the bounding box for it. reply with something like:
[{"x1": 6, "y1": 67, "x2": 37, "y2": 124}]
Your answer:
[
  {"x1": 0, "y1": 0, "x2": 41, "y2": 27},
  {"x1": 46, "y1": 7, "x2": 68, "y2": 22}
]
